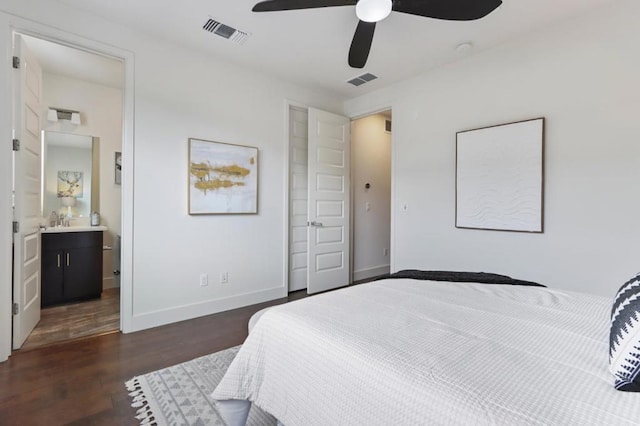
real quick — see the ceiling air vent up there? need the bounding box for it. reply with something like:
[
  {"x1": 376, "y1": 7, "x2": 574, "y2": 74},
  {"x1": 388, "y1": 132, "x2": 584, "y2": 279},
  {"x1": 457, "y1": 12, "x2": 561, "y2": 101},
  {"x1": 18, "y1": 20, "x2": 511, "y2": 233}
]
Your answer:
[
  {"x1": 347, "y1": 73, "x2": 378, "y2": 87},
  {"x1": 203, "y1": 18, "x2": 250, "y2": 45}
]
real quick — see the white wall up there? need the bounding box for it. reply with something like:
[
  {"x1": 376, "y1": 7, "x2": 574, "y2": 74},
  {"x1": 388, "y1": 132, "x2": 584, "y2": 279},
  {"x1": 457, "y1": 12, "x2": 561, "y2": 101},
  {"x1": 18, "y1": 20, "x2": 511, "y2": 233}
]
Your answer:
[
  {"x1": 351, "y1": 114, "x2": 391, "y2": 280},
  {"x1": 130, "y1": 59, "x2": 340, "y2": 328},
  {"x1": 345, "y1": 0, "x2": 640, "y2": 297},
  {"x1": 0, "y1": 0, "x2": 343, "y2": 343},
  {"x1": 42, "y1": 73, "x2": 122, "y2": 289}
]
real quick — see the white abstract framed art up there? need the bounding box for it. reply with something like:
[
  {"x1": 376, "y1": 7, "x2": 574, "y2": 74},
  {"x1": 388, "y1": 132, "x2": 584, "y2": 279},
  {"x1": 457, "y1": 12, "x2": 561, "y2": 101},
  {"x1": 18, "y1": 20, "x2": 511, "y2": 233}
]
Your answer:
[{"x1": 456, "y1": 117, "x2": 545, "y2": 233}]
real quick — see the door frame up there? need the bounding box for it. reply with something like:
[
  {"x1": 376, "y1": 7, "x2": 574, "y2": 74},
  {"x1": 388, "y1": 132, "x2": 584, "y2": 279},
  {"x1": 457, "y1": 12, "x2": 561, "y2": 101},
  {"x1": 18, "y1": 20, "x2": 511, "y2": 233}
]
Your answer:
[
  {"x1": 283, "y1": 102, "x2": 394, "y2": 293},
  {"x1": 0, "y1": 13, "x2": 135, "y2": 362}
]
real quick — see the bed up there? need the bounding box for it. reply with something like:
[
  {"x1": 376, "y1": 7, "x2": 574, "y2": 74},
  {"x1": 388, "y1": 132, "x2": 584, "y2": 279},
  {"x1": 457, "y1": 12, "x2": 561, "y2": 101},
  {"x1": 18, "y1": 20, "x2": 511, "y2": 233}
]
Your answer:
[{"x1": 211, "y1": 276, "x2": 640, "y2": 425}]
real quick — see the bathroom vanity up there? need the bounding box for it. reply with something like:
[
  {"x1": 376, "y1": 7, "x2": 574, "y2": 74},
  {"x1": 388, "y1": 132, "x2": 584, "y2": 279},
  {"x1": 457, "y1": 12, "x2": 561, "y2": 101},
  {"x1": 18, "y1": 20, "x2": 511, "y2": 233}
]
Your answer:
[{"x1": 41, "y1": 226, "x2": 107, "y2": 307}]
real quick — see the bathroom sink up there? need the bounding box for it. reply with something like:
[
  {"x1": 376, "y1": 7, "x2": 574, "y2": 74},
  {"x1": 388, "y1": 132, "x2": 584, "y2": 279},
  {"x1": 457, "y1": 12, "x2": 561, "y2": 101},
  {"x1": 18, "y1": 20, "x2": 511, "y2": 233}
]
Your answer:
[{"x1": 41, "y1": 225, "x2": 108, "y2": 233}]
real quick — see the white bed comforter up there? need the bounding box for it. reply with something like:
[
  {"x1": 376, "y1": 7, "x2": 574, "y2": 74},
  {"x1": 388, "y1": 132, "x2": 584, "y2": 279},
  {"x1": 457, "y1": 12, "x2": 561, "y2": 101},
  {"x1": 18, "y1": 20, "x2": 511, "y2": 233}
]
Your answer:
[{"x1": 212, "y1": 279, "x2": 640, "y2": 425}]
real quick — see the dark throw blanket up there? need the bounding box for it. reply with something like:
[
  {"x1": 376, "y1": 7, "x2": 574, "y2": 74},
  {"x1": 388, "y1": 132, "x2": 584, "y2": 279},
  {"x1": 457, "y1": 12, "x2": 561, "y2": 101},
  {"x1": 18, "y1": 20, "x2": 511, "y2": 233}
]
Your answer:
[{"x1": 383, "y1": 270, "x2": 545, "y2": 287}]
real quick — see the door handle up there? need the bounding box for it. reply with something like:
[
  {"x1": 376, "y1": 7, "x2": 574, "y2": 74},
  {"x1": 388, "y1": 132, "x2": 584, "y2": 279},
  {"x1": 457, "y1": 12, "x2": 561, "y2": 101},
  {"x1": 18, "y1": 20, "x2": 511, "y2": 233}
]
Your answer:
[
  {"x1": 66, "y1": 252, "x2": 70, "y2": 267},
  {"x1": 57, "y1": 254, "x2": 60, "y2": 268},
  {"x1": 307, "y1": 221, "x2": 324, "y2": 227}
]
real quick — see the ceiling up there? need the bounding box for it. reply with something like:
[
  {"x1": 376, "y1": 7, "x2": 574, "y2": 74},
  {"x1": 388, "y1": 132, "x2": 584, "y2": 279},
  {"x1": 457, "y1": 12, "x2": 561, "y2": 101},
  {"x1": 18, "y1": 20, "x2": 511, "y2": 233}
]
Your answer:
[{"x1": 45, "y1": 0, "x2": 613, "y2": 98}]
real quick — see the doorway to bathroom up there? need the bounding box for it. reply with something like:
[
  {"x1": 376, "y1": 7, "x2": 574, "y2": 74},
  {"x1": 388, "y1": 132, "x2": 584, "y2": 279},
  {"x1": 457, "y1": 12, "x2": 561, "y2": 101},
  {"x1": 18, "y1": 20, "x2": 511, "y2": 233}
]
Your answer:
[{"x1": 13, "y1": 33, "x2": 124, "y2": 351}]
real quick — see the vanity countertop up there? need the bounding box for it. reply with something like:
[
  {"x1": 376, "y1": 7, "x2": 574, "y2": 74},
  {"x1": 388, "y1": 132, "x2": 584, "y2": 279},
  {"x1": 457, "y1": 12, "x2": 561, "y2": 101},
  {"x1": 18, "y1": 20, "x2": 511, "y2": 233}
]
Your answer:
[{"x1": 41, "y1": 225, "x2": 108, "y2": 234}]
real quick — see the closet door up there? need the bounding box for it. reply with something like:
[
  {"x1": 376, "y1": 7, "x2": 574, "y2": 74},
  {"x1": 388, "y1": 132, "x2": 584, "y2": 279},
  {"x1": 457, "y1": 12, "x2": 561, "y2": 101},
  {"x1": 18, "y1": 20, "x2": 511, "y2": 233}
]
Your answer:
[
  {"x1": 307, "y1": 108, "x2": 350, "y2": 294},
  {"x1": 288, "y1": 107, "x2": 309, "y2": 292}
]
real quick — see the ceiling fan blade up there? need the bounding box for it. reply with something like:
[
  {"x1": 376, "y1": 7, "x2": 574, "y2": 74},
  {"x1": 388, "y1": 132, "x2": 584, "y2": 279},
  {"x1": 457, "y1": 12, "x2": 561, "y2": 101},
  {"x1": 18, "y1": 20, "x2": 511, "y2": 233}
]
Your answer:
[
  {"x1": 392, "y1": 0, "x2": 502, "y2": 21},
  {"x1": 253, "y1": 0, "x2": 356, "y2": 12},
  {"x1": 348, "y1": 20, "x2": 376, "y2": 69}
]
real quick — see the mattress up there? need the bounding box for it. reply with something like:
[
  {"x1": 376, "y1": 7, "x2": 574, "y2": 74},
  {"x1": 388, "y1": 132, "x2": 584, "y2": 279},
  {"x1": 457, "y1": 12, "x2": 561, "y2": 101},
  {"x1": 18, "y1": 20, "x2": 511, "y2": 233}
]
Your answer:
[{"x1": 212, "y1": 279, "x2": 640, "y2": 425}]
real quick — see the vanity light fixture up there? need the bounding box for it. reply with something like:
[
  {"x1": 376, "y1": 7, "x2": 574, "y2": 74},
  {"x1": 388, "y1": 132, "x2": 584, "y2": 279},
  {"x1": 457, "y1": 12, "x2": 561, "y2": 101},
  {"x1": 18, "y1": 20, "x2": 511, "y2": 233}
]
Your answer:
[
  {"x1": 47, "y1": 108, "x2": 58, "y2": 122},
  {"x1": 47, "y1": 107, "x2": 81, "y2": 125}
]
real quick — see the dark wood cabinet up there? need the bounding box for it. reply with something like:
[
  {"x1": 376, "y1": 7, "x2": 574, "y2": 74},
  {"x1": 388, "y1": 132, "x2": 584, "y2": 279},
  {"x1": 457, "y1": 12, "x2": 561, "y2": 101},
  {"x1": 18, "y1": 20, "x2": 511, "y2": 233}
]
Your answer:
[{"x1": 41, "y1": 231, "x2": 103, "y2": 307}]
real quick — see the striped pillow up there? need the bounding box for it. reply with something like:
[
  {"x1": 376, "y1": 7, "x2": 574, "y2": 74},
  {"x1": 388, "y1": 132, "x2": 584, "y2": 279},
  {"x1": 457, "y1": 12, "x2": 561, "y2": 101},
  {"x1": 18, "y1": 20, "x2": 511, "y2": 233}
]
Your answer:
[{"x1": 610, "y1": 273, "x2": 640, "y2": 392}]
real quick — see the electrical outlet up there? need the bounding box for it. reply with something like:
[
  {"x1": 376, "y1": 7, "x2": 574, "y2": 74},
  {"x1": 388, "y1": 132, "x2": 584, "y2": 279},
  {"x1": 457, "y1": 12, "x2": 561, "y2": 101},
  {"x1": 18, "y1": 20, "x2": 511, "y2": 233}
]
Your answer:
[
  {"x1": 383, "y1": 248, "x2": 389, "y2": 257},
  {"x1": 199, "y1": 273, "x2": 208, "y2": 287},
  {"x1": 220, "y1": 272, "x2": 229, "y2": 284}
]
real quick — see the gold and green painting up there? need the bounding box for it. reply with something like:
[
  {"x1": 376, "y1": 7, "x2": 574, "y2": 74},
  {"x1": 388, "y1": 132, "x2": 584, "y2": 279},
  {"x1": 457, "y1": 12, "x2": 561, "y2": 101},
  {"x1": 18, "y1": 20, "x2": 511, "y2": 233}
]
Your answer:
[{"x1": 188, "y1": 138, "x2": 258, "y2": 214}]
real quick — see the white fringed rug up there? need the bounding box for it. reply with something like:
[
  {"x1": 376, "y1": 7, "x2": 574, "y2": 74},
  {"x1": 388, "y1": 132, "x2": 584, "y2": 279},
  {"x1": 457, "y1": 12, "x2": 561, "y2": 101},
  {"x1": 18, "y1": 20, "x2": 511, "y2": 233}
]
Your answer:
[{"x1": 125, "y1": 345, "x2": 276, "y2": 426}]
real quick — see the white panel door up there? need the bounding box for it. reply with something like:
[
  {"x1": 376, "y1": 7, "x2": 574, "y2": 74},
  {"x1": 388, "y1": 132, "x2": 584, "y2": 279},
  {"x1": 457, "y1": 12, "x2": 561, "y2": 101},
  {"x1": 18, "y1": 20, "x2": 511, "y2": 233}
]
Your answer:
[
  {"x1": 288, "y1": 107, "x2": 309, "y2": 292},
  {"x1": 12, "y1": 35, "x2": 42, "y2": 349},
  {"x1": 307, "y1": 108, "x2": 350, "y2": 294}
]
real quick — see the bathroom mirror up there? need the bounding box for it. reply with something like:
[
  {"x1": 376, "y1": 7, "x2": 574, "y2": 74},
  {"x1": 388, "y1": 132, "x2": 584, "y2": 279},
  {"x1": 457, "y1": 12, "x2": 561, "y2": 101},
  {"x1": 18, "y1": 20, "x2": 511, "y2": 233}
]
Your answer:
[{"x1": 42, "y1": 131, "x2": 100, "y2": 219}]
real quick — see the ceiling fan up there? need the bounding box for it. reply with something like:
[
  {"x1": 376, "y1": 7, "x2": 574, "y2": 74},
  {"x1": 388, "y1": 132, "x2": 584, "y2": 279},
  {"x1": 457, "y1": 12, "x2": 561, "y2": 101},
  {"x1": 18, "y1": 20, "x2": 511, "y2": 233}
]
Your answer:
[{"x1": 252, "y1": 0, "x2": 502, "y2": 69}]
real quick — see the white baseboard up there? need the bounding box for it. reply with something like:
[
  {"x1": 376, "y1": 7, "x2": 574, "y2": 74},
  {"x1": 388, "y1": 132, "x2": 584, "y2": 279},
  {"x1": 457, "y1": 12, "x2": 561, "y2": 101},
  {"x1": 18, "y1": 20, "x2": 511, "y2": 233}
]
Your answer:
[
  {"x1": 128, "y1": 285, "x2": 286, "y2": 333},
  {"x1": 353, "y1": 265, "x2": 390, "y2": 282},
  {"x1": 102, "y1": 276, "x2": 117, "y2": 289}
]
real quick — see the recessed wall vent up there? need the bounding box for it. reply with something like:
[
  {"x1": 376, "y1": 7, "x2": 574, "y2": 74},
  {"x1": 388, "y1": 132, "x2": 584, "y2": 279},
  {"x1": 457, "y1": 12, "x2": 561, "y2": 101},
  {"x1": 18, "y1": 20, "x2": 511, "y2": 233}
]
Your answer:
[
  {"x1": 203, "y1": 18, "x2": 250, "y2": 45},
  {"x1": 385, "y1": 119, "x2": 392, "y2": 133},
  {"x1": 347, "y1": 72, "x2": 378, "y2": 87}
]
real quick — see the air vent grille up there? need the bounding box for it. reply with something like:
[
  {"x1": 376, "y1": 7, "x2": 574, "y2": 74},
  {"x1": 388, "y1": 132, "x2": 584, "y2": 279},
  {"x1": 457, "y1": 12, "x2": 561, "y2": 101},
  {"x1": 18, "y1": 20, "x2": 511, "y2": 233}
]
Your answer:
[
  {"x1": 385, "y1": 119, "x2": 392, "y2": 133},
  {"x1": 347, "y1": 72, "x2": 378, "y2": 87},
  {"x1": 203, "y1": 18, "x2": 250, "y2": 44}
]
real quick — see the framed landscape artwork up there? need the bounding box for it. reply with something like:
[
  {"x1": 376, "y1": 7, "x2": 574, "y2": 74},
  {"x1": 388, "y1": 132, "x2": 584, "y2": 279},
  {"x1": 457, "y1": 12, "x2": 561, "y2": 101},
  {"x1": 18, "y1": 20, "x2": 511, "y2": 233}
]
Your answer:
[
  {"x1": 456, "y1": 117, "x2": 544, "y2": 233},
  {"x1": 188, "y1": 138, "x2": 259, "y2": 214}
]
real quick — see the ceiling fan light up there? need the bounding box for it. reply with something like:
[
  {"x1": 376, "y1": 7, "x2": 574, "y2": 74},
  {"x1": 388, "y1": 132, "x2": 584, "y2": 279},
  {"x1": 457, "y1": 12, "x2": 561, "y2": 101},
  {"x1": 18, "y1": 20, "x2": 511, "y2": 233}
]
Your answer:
[
  {"x1": 70, "y1": 112, "x2": 81, "y2": 125},
  {"x1": 356, "y1": 0, "x2": 392, "y2": 23}
]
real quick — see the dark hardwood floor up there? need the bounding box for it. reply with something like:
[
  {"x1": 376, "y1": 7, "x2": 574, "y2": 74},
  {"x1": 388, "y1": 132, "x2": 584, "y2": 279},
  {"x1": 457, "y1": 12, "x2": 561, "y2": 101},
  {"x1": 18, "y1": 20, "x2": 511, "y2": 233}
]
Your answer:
[
  {"x1": 22, "y1": 288, "x2": 120, "y2": 351},
  {"x1": 0, "y1": 290, "x2": 308, "y2": 425}
]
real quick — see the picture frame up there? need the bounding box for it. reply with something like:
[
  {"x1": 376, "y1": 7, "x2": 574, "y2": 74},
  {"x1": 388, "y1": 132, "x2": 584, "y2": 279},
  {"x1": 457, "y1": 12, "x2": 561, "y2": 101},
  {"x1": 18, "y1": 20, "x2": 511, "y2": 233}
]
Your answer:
[
  {"x1": 456, "y1": 117, "x2": 544, "y2": 233},
  {"x1": 57, "y1": 170, "x2": 84, "y2": 198},
  {"x1": 115, "y1": 152, "x2": 122, "y2": 185},
  {"x1": 188, "y1": 138, "x2": 259, "y2": 215}
]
